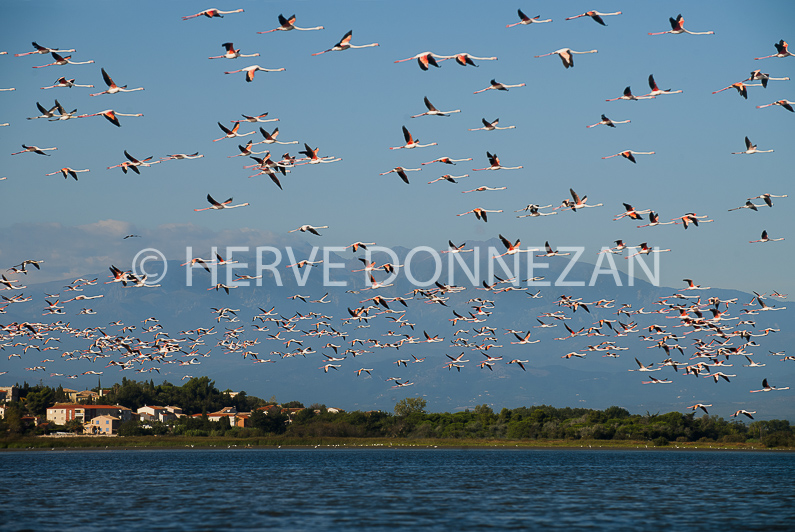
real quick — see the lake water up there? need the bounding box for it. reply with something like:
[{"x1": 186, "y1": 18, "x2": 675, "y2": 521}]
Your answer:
[{"x1": 1, "y1": 447, "x2": 793, "y2": 530}]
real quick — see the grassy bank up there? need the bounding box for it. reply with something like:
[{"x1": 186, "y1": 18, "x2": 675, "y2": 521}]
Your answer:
[{"x1": 2, "y1": 435, "x2": 792, "y2": 451}]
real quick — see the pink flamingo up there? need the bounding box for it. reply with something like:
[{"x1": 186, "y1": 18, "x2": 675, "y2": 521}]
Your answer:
[
  {"x1": 182, "y1": 8, "x2": 244, "y2": 20},
  {"x1": 749, "y1": 230, "x2": 784, "y2": 243},
  {"x1": 645, "y1": 74, "x2": 683, "y2": 96},
  {"x1": 756, "y1": 100, "x2": 794, "y2": 112},
  {"x1": 438, "y1": 52, "x2": 498, "y2": 67},
  {"x1": 32, "y1": 52, "x2": 94, "y2": 68},
  {"x1": 474, "y1": 79, "x2": 525, "y2": 94},
  {"x1": 258, "y1": 14, "x2": 324, "y2": 33},
  {"x1": 41, "y1": 77, "x2": 93, "y2": 89},
  {"x1": 411, "y1": 96, "x2": 461, "y2": 118},
  {"x1": 473, "y1": 151, "x2": 522, "y2": 171},
  {"x1": 648, "y1": 14, "x2": 714, "y2": 35},
  {"x1": 45, "y1": 167, "x2": 89, "y2": 180},
  {"x1": 379, "y1": 167, "x2": 421, "y2": 185},
  {"x1": 224, "y1": 65, "x2": 285, "y2": 82},
  {"x1": 232, "y1": 113, "x2": 279, "y2": 124},
  {"x1": 586, "y1": 114, "x2": 630, "y2": 128},
  {"x1": 213, "y1": 122, "x2": 255, "y2": 142},
  {"x1": 90, "y1": 68, "x2": 144, "y2": 96},
  {"x1": 209, "y1": 42, "x2": 259, "y2": 59},
  {"x1": 602, "y1": 150, "x2": 655, "y2": 163},
  {"x1": 311, "y1": 30, "x2": 379, "y2": 56},
  {"x1": 565, "y1": 11, "x2": 622, "y2": 26},
  {"x1": 77, "y1": 109, "x2": 143, "y2": 127},
  {"x1": 712, "y1": 81, "x2": 761, "y2": 99},
  {"x1": 394, "y1": 52, "x2": 445, "y2": 71},
  {"x1": 606, "y1": 86, "x2": 655, "y2": 101},
  {"x1": 194, "y1": 194, "x2": 249, "y2": 211},
  {"x1": 11, "y1": 144, "x2": 57, "y2": 156},
  {"x1": 468, "y1": 118, "x2": 515, "y2": 131},
  {"x1": 534, "y1": 48, "x2": 597, "y2": 69},
  {"x1": 389, "y1": 126, "x2": 437, "y2": 150},
  {"x1": 732, "y1": 136, "x2": 773, "y2": 155},
  {"x1": 15, "y1": 42, "x2": 75, "y2": 57},
  {"x1": 755, "y1": 40, "x2": 794, "y2": 60},
  {"x1": 456, "y1": 208, "x2": 502, "y2": 223},
  {"x1": 507, "y1": 9, "x2": 552, "y2": 27}
]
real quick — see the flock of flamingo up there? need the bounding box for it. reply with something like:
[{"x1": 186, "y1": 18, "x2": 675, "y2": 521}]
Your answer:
[{"x1": 1, "y1": 6, "x2": 792, "y2": 418}]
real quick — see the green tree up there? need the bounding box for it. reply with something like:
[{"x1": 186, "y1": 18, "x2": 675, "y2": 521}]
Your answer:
[{"x1": 394, "y1": 397, "x2": 427, "y2": 417}]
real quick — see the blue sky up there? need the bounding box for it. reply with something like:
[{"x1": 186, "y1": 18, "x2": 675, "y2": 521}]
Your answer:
[
  {"x1": 1, "y1": 1, "x2": 794, "y2": 416},
  {"x1": 1, "y1": 0, "x2": 792, "y2": 295}
]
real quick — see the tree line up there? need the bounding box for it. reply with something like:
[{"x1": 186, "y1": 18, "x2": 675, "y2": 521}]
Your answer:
[{"x1": 2, "y1": 378, "x2": 792, "y2": 447}]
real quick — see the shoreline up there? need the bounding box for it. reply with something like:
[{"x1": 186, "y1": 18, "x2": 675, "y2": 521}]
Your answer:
[{"x1": 2, "y1": 436, "x2": 793, "y2": 452}]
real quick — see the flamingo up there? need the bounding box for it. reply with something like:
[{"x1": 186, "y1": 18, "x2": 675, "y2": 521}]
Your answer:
[
  {"x1": 565, "y1": 11, "x2": 622, "y2": 25},
  {"x1": 462, "y1": 186, "x2": 507, "y2": 193},
  {"x1": 213, "y1": 122, "x2": 255, "y2": 142},
  {"x1": 223, "y1": 65, "x2": 285, "y2": 82},
  {"x1": 41, "y1": 77, "x2": 93, "y2": 89},
  {"x1": 411, "y1": 96, "x2": 461, "y2": 118},
  {"x1": 473, "y1": 79, "x2": 525, "y2": 94},
  {"x1": 287, "y1": 260, "x2": 324, "y2": 269},
  {"x1": 507, "y1": 359, "x2": 529, "y2": 371},
  {"x1": 712, "y1": 81, "x2": 761, "y2": 99},
  {"x1": 107, "y1": 150, "x2": 159, "y2": 174},
  {"x1": 494, "y1": 234, "x2": 532, "y2": 258},
  {"x1": 687, "y1": 404, "x2": 712, "y2": 414},
  {"x1": 182, "y1": 8, "x2": 244, "y2": 20},
  {"x1": 256, "y1": 127, "x2": 298, "y2": 145},
  {"x1": 11, "y1": 145, "x2": 57, "y2": 156},
  {"x1": 534, "y1": 48, "x2": 597, "y2": 69},
  {"x1": 744, "y1": 70, "x2": 790, "y2": 88},
  {"x1": 756, "y1": 99, "x2": 794, "y2": 112},
  {"x1": 456, "y1": 208, "x2": 502, "y2": 222},
  {"x1": 473, "y1": 151, "x2": 523, "y2": 171},
  {"x1": 427, "y1": 174, "x2": 468, "y2": 184},
  {"x1": 47, "y1": 99, "x2": 78, "y2": 121},
  {"x1": 642, "y1": 376, "x2": 671, "y2": 384},
  {"x1": 161, "y1": 152, "x2": 204, "y2": 161},
  {"x1": 516, "y1": 205, "x2": 556, "y2": 218},
  {"x1": 228, "y1": 140, "x2": 268, "y2": 158},
  {"x1": 755, "y1": 40, "x2": 794, "y2": 60},
  {"x1": 232, "y1": 112, "x2": 279, "y2": 124},
  {"x1": 422, "y1": 157, "x2": 471, "y2": 165},
  {"x1": 441, "y1": 241, "x2": 473, "y2": 254},
  {"x1": 671, "y1": 213, "x2": 713, "y2": 229},
  {"x1": 389, "y1": 126, "x2": 437, "y2": 150},
  {"x1": 625, "y1": 243, "x2": 671, "y2": 258},
  {"x1": 15, "y1": 42, "x2": 75, "y2": 57},
  {"x1": 731, "y1": 410, "x2": 756, "y2": 419},
  {"x1": 563, "y1": 189, "x2": 602, "y2": 211},
  {"x1": 468, "y1": 118, "x2": 516, "y2": 131},
  {"x1": 537, "y1": 241, "x2": 570, "y2": 257},
  {"x1": 258, "y1": 14, "x2": 324, "y2": 33},
  {"x1": 438, "y1": 53, "x2": 498, "y2": 67},
  {"x1": 602, "y1": 150, "x2": 655, "y2": 163},
  {"x1": 296, "y1": 143, "x2": 341, "y2": 164},
  {"x1": 748, "y1": 193, "x2": 787, "y2": 207},
  {"x1": 45, "y1": 167, "x2": 89, "y2": 181},
  {"x1": 614, "y1": 203, "x2": 652, "y2": 220},
  {"x1": 749, "y1": 230, "x2": 784, "y2": 243},
  {"x1": 586, "y1": 114, "x2": 630, "y2": 128},
  {"x1": 393, "y1": 52, "x2": 445, "y2": 71},
  {"x1": 90, "y1": 68, "x2": 144, "y2": 96},
  {"x1": 27, "y1": 101, "x2": 58, "y2": 120},
  {"x1": 636, "y1": 212, "x2": 674, "y2": 228},
  {"x1": 32, "y1": 52, "x2": 94, "y2": 68},
  {"x1": 379, "y1": 166, "x2": 421, "y2": 185},
  {"x1": 77, "y1": 109, "x2": 143, "y2": 127},
  {"x1": 209, "y1": 42, "x2": 259, "y2": 60},
  {"x1": 289, "y1": 225, "x2": 328, "y2": 236},
  {"x1": 645, "y1": 74, "x2": 683, "y2": 96},
  {"x1": 606, "y1": 86, "x2": 655, "y2": 101},
  {"x1": 648, "y1": 14, "x2": 714, "y2": 35},
  {"x1": 345, "y1": 241, "x2": 376, "y2": 252},
  {"x1": 749, "y1": 378, "x2": 790, "y2": 392},
  {"x1": 732, "y1": 136, "x2": 773, "y2": 155},
  {"x1": 311, "y1": 30, "x2": 379, "y2": 56},
  {"x1": 506, "y1": 9, "x2": 551, "y2": 27},
  {"x1": 194, "y1": 194, "x2": 249, "y2": 211}
]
